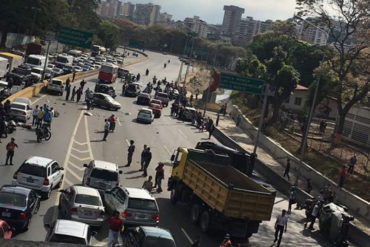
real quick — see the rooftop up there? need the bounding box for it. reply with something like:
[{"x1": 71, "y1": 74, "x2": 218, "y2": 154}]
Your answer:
[
  {"x1": 25, "y1": 156, "x2": 54, "y2": 167},
  {"x1": 126, "y1": 187, "x2": 154, "y2": 200},
  {"x1": 54, "y1": 219, "x2": 88, "y2": 239},
  {"x1": 93, "y1": 160, "x2": 118, "y2": 172}
]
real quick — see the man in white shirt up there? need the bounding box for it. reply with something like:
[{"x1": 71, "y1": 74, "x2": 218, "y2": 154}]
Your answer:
[
  {"x1": 103, "y1": 119, "x2": 110, "y2": 141},
  {"x1": 32, "y1": 105, "x2": 40, "y2": 126},
  {"x1": 274, "y1": 209, "x2": 288, "y2": 246},
  {"x1": 307, "y1": 202, "x2": 321, "y2": 230}
]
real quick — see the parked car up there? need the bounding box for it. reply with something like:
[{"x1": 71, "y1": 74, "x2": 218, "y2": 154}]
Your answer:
[
  {"x1": 9, "y1": 102, "x2": 32, "y2": 122},
  {"x1": 150, "y1": 99, "x2": 163, "y2": 108},
  {"x1": 94, "y1": 84, "x2": 116, "y2": 98},
  {"x1": 13, "y1": 97, "x2": 32, "y2": 107},
  {"x1": 137, "y1": 108, "x2": 154, "y2": 124},
  {"x1": 124, "y1": 83, "x2": 141, "y2": 97},
  {"x1": 180, "y1": 107, "x2": 196, "y2": 121},
  {"x1": 74, "y1": 66, "x2": 83, "y2": 72},
  {"x1": 155, "y1": 92, "x2": 169, "y2": 107},
  {"x1": 137, "y1": 93, "x2": 151, "y2": 105},
  {"x1": 6, "y1": 66, "x2": 32, "y2": 85},
  {"x1": 123, "y1": 226, "x2": 176, "y2": 247},
  {"x1": 52, "y1": 67, "x2": 65, "y2": 77},
  {"x1": 105, "y1": 186, "x2": 159, "y2": 227},
  {"x1": 12, "y1": 156, "x2": 64, "y2": 199},
  {"x1": 92, "y1": 93, "x2": 121, "y2": 111},
  {"x1": 82, "y1": 160, "x2": 122, "y2": 192},
  {"x1": 62, "y1": 65, "x2": 73, "y2": 74},
  {"x1": 58, "y1": 186, "x2": 105, "y2": 227},
  {"x1": 46, "y1": 219, "x2": 93, "y2": 245},
  {"x1": 0, "y1": 185, "x2": 40, "y2": 231},
  {"x1": 149, "y1": 103, "x2": 162, "y2": 118},
  {"x1": 47, "y1": 79, "x2": 64, "y2": 95},
  {"x1": 0, "y1": 220, "x2": 13, "y2": 239}
]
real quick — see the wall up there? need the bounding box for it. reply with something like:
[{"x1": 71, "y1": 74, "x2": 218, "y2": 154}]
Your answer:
[
  {"x1": 282, "y1": 89, "x2": 308, "y2": 111},
  {"x1": 0, "y1": 32, "x2": 35, "y2": 48}
]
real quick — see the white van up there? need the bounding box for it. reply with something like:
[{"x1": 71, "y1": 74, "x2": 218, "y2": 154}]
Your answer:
[
  {"x1": 25, "y1": 55, "x2": 47, "y2": 68},
  {"x1": 0, "y1": 57, "x2": 9, "y2": 79},
  {"x1": 55, "y1": 54, "x2": 74, "y2": 69}
]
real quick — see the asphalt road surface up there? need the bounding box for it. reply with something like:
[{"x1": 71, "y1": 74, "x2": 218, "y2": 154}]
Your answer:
[{"x1": 0, "y1": 50, "x2": 335, "y2": 247}]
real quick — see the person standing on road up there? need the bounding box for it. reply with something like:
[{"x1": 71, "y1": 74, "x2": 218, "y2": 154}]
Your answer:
[
  {"x1": 5, "y1": 138, "x2": 18, "y2": 166},
  {"x1": 76, "y1": 87, "x2": 83, "y2": 103},
  {"x1": 154, "y1": 163, "x2": 164, "y2": 193},
  {"x1": 108, "y1": 210, "x2": 124, "y2": 247},
  {"x1": 339, "y1": 165, "x2": 346, "y2": 188},
  {"x1": 71, "y1": 86, "x2": 76, "y2": 101},
  {"x1": 305, "y1": 201, "x2": 322, "y2": 230},
  {"x1": 32, "y1": 105, "x2": 39, "y2": 126},
  {"x1": 65, "y1": 79, "x2": 71, "y2": 101},
  {"x1": 72, "y1": 70, "x2": 76, "y2": 82},
  {"x1": 274, "y1": 210, "x2": 288, "y2": 247},
  {"x1": 288, "y1": 186, "x2": 296, "y2": 214},
  {"x1": 208, "y1": 119, "x2": 215, "y2": 139},
  {"x1": 216, "y1": 112, "x2": 220, "y2": 127},
  {"x1": 283, "y1": 158, "x2": 291, "y2": 181},
  {"x1": 142, "y1": 147, "x2": 152, "y2": 177},
  {"x1": 124, "y1": 140, "x2": 135, "y2": 167},
  {"x1": 348, "y1": 154, "x2": 357, "y2": 174},
  {"x1": 80, "y1": 79, "x2": 86, "y2": 90},
  {"x1": 103, "y1": 119, "x2": 110, "y2": 141},
  {"x1": 140, "y1": 145, "x2": 147, "y2": 171}
]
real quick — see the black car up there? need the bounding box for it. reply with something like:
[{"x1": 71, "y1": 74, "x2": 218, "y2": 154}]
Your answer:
[
  {"x1": 93, "y1": 93, "x2": 121, "y2": 111},
  {"x1": 118, "y1": 68, "x2": 129, "y2": 79},
  {"x1": 95, "y1": 84, "x2": 116, "y2": 98},
  {"x1": 137, "y1": 93, "x2": 151, "y2": 105},
  {"x1": 0, "y1": 88, "x2": 11, "y2": 101},
  {"x1": 0, "y1": 185, "x2": 40, "y2": 231},
  {"x1": 6, "y1": 66, "x2": 32, "y2": 85},
  {"x1": 124, "y1": 83, "x2": 140, "y2": 97},
  {"x1": 123, "y1": 226, "x2": 176, "y2": 247}
]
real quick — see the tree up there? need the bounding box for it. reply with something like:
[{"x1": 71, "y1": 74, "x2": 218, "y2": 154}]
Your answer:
[
  {"x1": 296, "y1": 0, "x2": 370, "y2": 140},
  {"x1": 97, "y1": 20, "x2": 119, "y2": 49}
]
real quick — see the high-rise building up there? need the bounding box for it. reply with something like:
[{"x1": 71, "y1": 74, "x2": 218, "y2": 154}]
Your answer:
[
  {"x1": 134, "y1": 3, "x2": 160, "y2": 26},
  {"x1": 157, "y1": 12, "x2": 173, "y2": 26},
  {"x1": 297, "y1": 18, "x2": 329, "y2": 46},
  {"x1": 184, "y1": 16, "x2": 208, "y2": 38},
  {"x1": 121, "y1": 2, "x2": 135, "y2": 20},
  {"x1": 149, "y1": 5, "x2": 161, "y2": 26},
  {"x1": 96, "y1": 0, "x2": 121, "y2": 18},
  {"x1": 222, "y1": 5, "x2": 245, "y2": 37},
  {"x1": 233, "y1": 17, "x2": 274, "y2": 46}
]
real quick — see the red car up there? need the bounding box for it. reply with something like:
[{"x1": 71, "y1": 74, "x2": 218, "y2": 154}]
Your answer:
[
  {"x1": 150, "y1": 99, "x2": 163, "y2": 108},
  {"x1": 0, "y1": 220, "x2": 13, "y2": 239},
  {"x1": 149, "y1": 103, "x2": 162, "y2": 118}
]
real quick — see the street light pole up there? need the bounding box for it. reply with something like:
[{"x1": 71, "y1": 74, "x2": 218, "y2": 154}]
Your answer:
[{"x1": 41, "y1": 40, "x2": 51, "y2": 83}]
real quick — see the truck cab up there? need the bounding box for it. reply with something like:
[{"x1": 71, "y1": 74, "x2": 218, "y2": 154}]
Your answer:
[{"x1": 25, "y1": 55, "x2": 47, "y2": 68}]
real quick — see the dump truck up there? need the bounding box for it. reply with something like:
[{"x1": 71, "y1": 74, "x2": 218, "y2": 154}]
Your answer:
[{"x1": 167, "y1": 147, "x2": 276, "y2": 243}]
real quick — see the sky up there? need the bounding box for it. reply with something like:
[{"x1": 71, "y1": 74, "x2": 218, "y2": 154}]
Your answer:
[{"x1": 125, "y1": 0, "x2": 297, "y2": 24}]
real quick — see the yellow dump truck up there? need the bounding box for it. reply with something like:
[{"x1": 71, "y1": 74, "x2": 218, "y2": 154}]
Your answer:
[{"x1": 167, "y1": 147, "x2": 276, "y2": 242}]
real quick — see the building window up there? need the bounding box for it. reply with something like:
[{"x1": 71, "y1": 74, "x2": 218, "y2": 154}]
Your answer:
[{"x1": 294, "y1": 97, "x2": 302, "y2": 106}]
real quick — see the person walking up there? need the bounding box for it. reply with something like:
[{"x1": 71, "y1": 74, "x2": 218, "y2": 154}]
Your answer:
[
  {"x1": 348, "y1": 154, "x2": 357, "y2": 174},
  {"x1": 124, "y1": 140, "x2": 135, "y2": 167},
  {"x1": 140, "y1": 145, "x2": 148, "y2": 171},
  {"x1": 65, "y1": 79, "x2": 71, "y2": 101},
  {"x1": 195, "y1": 88, "x2": 199, "y2": 100},
  {"x1": 216, "y1": 112, "x2": 220, "y2": 126},
  {"x1": 72, "y1": 70, "x2": 76, "y2": 82},
  {"x1": 274, "y1": 210, "x2": 288, "y2": 247},
  {"x1": 288, "y1": 186, "x2": 296, "y2": 214},
  {"x1": 339, "y1": 165, "x2": 346, "y2": 188},
  {"x1": 108, "y1": 210, "x2": 124, "y2": 247},
  {"x1": 76, "y1": 87, "x2": 83, "y2": 103},
  {"x1": 103, "y1": 119, "x2": 110, "y2": 141},
  {"x1": 32, "y1": 105, "x2": 39, "y2": 126},
  {"x1": 305, "y1": 201, "x2": 322, "y2": 230},
  {"x1": 5, "y1": 138, "x2": 18, "y2": 166},
  {"x1": 80, "y1": 79, "x2": 86, "y2": 90},
  {"x1": 142, "y1": 147, "x2": 152, "y2": 177},
  {"x1": 154, "y1": 163, "x2": 164, "y2": 193},
  {"x1": 142, "y1": 176, "x2": 153, "y2": 192},
  {"x1": 71, "y1": 86, "x2": 76, "y2": 101},
  {"x1": 283, "y1": 158, "x2": 291, "y2": 181},
  {"x1": 208, "y1": 119, "x2": 215, "y2": 139}
]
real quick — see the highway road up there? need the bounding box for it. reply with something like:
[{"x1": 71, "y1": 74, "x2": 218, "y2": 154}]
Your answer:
[{"x1": 0, "y1": 50, "x2": 335, "y2": 247}]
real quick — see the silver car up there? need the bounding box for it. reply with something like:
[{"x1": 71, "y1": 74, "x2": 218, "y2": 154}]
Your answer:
[
  {"x1": 58, "y1": 186, "x2": 105, "y2": 227},
  {"x1": 46, "y1": 219, "x2": 93, "y2": 245}
]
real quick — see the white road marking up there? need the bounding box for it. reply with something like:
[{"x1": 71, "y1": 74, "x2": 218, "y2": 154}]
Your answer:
[
  {"x1": 125, "y1": 139, "x2": 130, "y2": 146},
  {"x1": 181, "y1": 228, "x2": 194, "y2": 244},
  {"x1": 177, "y1": 129, "x2": 187, "y2": 139},
  {"x1": 65, "y1": 166, "x2": 82, "y2": 182},
  {"x1": 71, "y1": 147, "x2": 90, "y2": 153},
  {"x1": 68, "y1": 161, "x2": 85, "y2": 171},
  {"x1": 31, "y1": 95, "x2": 47, "y2": 105},
  {"x1": 84, "y1": 116, "x2": 94, "y2": 160},
  {"x1": 74, "y1": 140, "x2": 88, "y2": 146},
  {"x1": 116, "y1": 117, "x2": 122, "y2": 126},
  {"x1": 70, "y1": 153, "x2": 91, "y2": 161},
  {"x1": 163, "y1": 145, "x2": 171, "y2": 155}
]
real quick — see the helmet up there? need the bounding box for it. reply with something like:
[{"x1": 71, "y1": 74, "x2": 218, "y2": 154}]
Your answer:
[{"x1": 224, "y1": 233, "x2": 230, "y2": 239}]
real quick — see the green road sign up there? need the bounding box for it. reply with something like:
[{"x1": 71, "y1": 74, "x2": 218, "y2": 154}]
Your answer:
[
  {"x1": 220, "y1": 72, "x2": 265, "y2": 94},
  {"x1": 128, "y1": 40, "x2": 144, "y2": 49},
  {"x1": 58, "y1": 27, "x2": 92, "y2": 49}
]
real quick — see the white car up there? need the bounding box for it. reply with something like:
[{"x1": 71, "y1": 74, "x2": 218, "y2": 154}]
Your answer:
[
  {"x1": 47, "y1": 79, "x2": 64, "y2": 95},
  {"x1": 13, "y1": 156, "x2": 64, "y2": 198},
  {"x1": 13, "y1": 97, "x2": 32, "y2": 108},
  {"x1": 9, "y1": 102, "x2": 32, "y2": 122},
  {"x1": 46, "y1": 219, "x2": 93, "y2": 245},
  {"x1": 30, "y1": 66, "x2": 43, "y2": 79},
  {"x1": 137, "y1": 108, "x2": 154, "y2": 124}
]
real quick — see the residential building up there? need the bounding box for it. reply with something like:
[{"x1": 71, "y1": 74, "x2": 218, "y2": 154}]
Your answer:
[
  {"x1": 282, "y1": 84, "x2": 309, "y2": 111},
  {"x1": 343, "y1": 107, "x2": 370, "y2": 147},
  {"x1": 222, "y1": 5, "x2": 245, "y2": 37},
  {"x1": 233, "y1": 16, "x2": 259, "y2": 45},
  {"x1": 96, "y1": 0, "x2": 121, "y2": 18},
  {"x1": 134, "y1": 3, "x2": 160, "y2": 26},
  {"x1": 207, "y1": 25, "x2": 222, "y2": 41},
  {"x1": 149, "y1": 4, "x2": 161, "y2": 26},
  {"x1": 121, "y1": 2, "x2": 135, "y2": 20},
  {"x1": 184, "y1": 16, "x2": 208, "y2": 38},
  {"x1": 297, "y1": 18, "x2": 329, "y2": 46},
  {"x1": 157, "y1": 12, "x2": 173, "y2": 26},
  {"x1": 258, "y1": 19, "x2": 273, "y2": 33}
]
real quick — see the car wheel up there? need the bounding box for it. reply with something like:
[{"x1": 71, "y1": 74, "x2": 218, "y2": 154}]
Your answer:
[
  {"x1": 170, "y1": 189, "x2": 178, "y2": 205},
  {"x1": 200, "y1": 210, "x2": 211, "y2": 232},
  {"x1": 44, "y1": 188, "x2": 52, "y2": 199},
  {"x1": 23, "y1": 218, "x2": 30, "y2": 231},
  {"x1": 191, "y1": 204, "x2": 201, "y2": 224}
]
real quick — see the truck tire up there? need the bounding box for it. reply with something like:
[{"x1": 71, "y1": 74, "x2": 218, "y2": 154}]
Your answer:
[
  {"x1": 200, "y1": 211, "x2": 210, "y2": 232},
  {"x1": 170, "y1": 189, "x2": 178, "y2": 205},
  {"x1": 191, "y1": 204, "x2": 200, "y2": 224}
]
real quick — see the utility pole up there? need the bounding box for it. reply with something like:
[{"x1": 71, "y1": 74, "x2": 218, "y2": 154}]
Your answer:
[{"x1": 41, "y1": 40, "x2": 51, "y2": 83}]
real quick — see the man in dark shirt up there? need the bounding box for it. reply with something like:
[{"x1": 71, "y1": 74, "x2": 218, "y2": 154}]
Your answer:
[
  {"x1": 124, "y1": 140, "x2": 135, "y2": 167},
  {"x1": 142, "y1": 147, "x2": 152, "y2": 177}
]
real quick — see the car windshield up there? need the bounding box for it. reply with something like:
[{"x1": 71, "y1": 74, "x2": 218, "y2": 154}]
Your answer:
[
  {"x1": 91, "y1": 169, "x2": 118, "y2": 181},
  {"x1": 143, "y1": 237, "x2": 176, "y2": 247},
  {"x1": 51, "y1": 80, "x2": 62, "y2": 86},
  {"x1": 19, "y1": 163, "x2": 46, "y2": 177},
  {"x1": 128, "y1": 199, "x2": 157, "y2": 211},
  {"x1": 75, "y1": 194, "x2": 101, "y2": 206},
  {"x1": 127, "y1": 84, "x2": 137, "y2": 90},
  {"x1": 11, "y1": 104, "x2": 26, "y2": 110},
  {"x1": 31, "y1": 68, "x2": 42, "y2": 74},
  {"x1": 0, "y1": 192, "x2": 26, "y2": 207},
  {"x1": 56, "y1": 56, "x2": 69, "y2": 63},
  {"x1": 49, "y1": 234, "x2": 86, "y2": 245},
  {"x1": 26, "y1": 57, "x2": 41, "y2": 66},
  {"x1": 139, "y1": 111, "x2": 151, "y2": 117},
  {"x1": 14, "y1": 68, "x2": 29, "y2": 75}
]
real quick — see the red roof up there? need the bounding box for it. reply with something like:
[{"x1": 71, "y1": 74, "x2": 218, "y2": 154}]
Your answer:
[{"x1": 296, "y1": 84, "x2": 308, "y2": 91}]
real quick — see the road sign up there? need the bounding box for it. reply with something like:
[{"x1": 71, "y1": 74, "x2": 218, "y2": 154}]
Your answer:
[
  {"x1": 220, "y1": 72, "x2": 265, "y2": 94},
  {"x1": 58, "y1": 27, "x2": 92, "y2": 49}
]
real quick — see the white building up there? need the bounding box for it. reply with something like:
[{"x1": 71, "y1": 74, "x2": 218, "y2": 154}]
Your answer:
[
  {"x1": 184, "y1": 16, "x2": 208, "y2": 38},
  {"x1": 121, "y1": 2, "x2": 135, "y2": 20},
  {"x1": 283, "y1": 84, "x2": 309, "y2": 111},
  {"x1": 297, "y1": 18, "x2": 329, "y2": 46}
]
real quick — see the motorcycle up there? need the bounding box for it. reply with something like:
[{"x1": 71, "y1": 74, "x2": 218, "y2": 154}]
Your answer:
[
  {"x1": 36, "y1": 125, "x2": 52, "y2": 142},
  {"x1": 4, "y1": 120, "x2": 16, "y2": 137}
]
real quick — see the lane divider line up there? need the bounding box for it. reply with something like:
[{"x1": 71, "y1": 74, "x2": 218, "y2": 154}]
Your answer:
[
  {"x1": 84, "y1": 116, "x2": 94, "y2": 160},
  {"x1": 68, "y1": 161, "x2": 85, "y2": 171},
  {"x1": 70, "y1": 153, "x2": 91, "y2": 161},
  {"x1": 71, "y1": 147, "x2": 90, "y2": 153},
  {"x1": 181, "y1": 228, "x2": 194, "y2": 245},
  {"x1": 73, "y1": 140, "x2": 88, "y2": 146}
]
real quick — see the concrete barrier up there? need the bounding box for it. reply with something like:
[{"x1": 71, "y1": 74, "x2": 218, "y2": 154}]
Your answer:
[
  {"x1": 212, "y1": 119, "x2": 370, "y2": 247},
  {"x1": 118, "y1": 46, "x2": 148, "y2": 57}
]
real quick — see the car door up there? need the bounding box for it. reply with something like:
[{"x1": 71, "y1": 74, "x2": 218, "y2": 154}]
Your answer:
[
  {"x1": 60, "y1": 188, "x2": 73, "y2": 215},
  {"x1": 27, "y1": 191, "x2": 37, "y2": 215},
  {"x1": 50, "y1": 162, "x2": 62, "y2": 187},
  {"x1": 102, "y1": 95, "x2": 110, "y2": 108}
]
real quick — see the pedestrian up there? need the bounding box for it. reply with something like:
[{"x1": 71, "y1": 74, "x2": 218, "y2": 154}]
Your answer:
[
  {"x1": 140, "y1": 145, "x2": 147, "y2": 171},
  {"x1": 37, "y1": 106, "x2": 44, "y2": 129},
  {"x1": 283, "y1": 158, "x2": 291, "y2": 181},
  {"x1": 195, "y1": 88, "x2": 199, "y2": 100},
  {"x1": 65, "y1": 79, "x2": 71, "y2": 101},
  {"x1": 216, "y1": 112, "x2": 220, "y2": 126},
  {"x1": 348, "y1": 154, "x2": 357, "y2": 174},
  {"x1": 71, "y1": 86, "x2": 76, "y2": 101},
  {"x1": 124, "y1": 140, "x2": 135, "y2": 167},
  {"x1": 72, "y1": 70, "x2": 76, "y2": 82},
  {"x1": 306, "y1": 178, "x2": 312, "y2": 194},
  {"x1": 142, "y1": 147, "x2": 152, "y2": 177},
  {"x1": 274, "y1": 210, "x2": 288, "y2": 247},
  {"x1": 76, "y1": 87, "x2": 83, "y2": 103},
  {"x1": 103, "y1": 119, "x2": 110, "y2": 141},
  {"x1": 192, "y1": 236, "x2": 201, "y2": 247},
  {"x1": 142, "y1": 176, "x2": 153, "y2": 192},
  {"x1": 208, "y1": 120, "x2": 215, "y2": 139},
  {"x1": 189, "y1": 94, "x2": 193, "y2": 104},
  {"x1": 305, "y1": 201, "x2": 322, "y2": 230},
  {"x1": 108, "y1": 210, "x2": 124, "y2": 247},
  {"x1": 0, "y1": 117, "x2": 5, "y2": 142},
  {"x1": 5, "y1": 138, "x2": 18, "y2": 166},
  {"x1": 154, "y1": 163, "x2": 164, "y2": 193},
  {"x1": 80, "y1": 79, "x2": 86, "y2": 90},
  {"x1": 32, "y1": 105, "x2": 39, "y2": 126},
  {"x1": 43, "y1": 109, "x2": 52, "y2": 128},
  {"x1": 236, "y1": 114, "x2": 241, "y2": 126},
  {"x1": 220, "y1": 234, "x2": 232, "y2": 247},
  {"x1": 339, "y1": 165, "x2": 346, "y2": 188},
  {"x1": 223, "y1": 104, "x2": 227, "y2": 116},
  {"x1": 288, "y1": 186, "x2": 296, "y2": 214}
]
